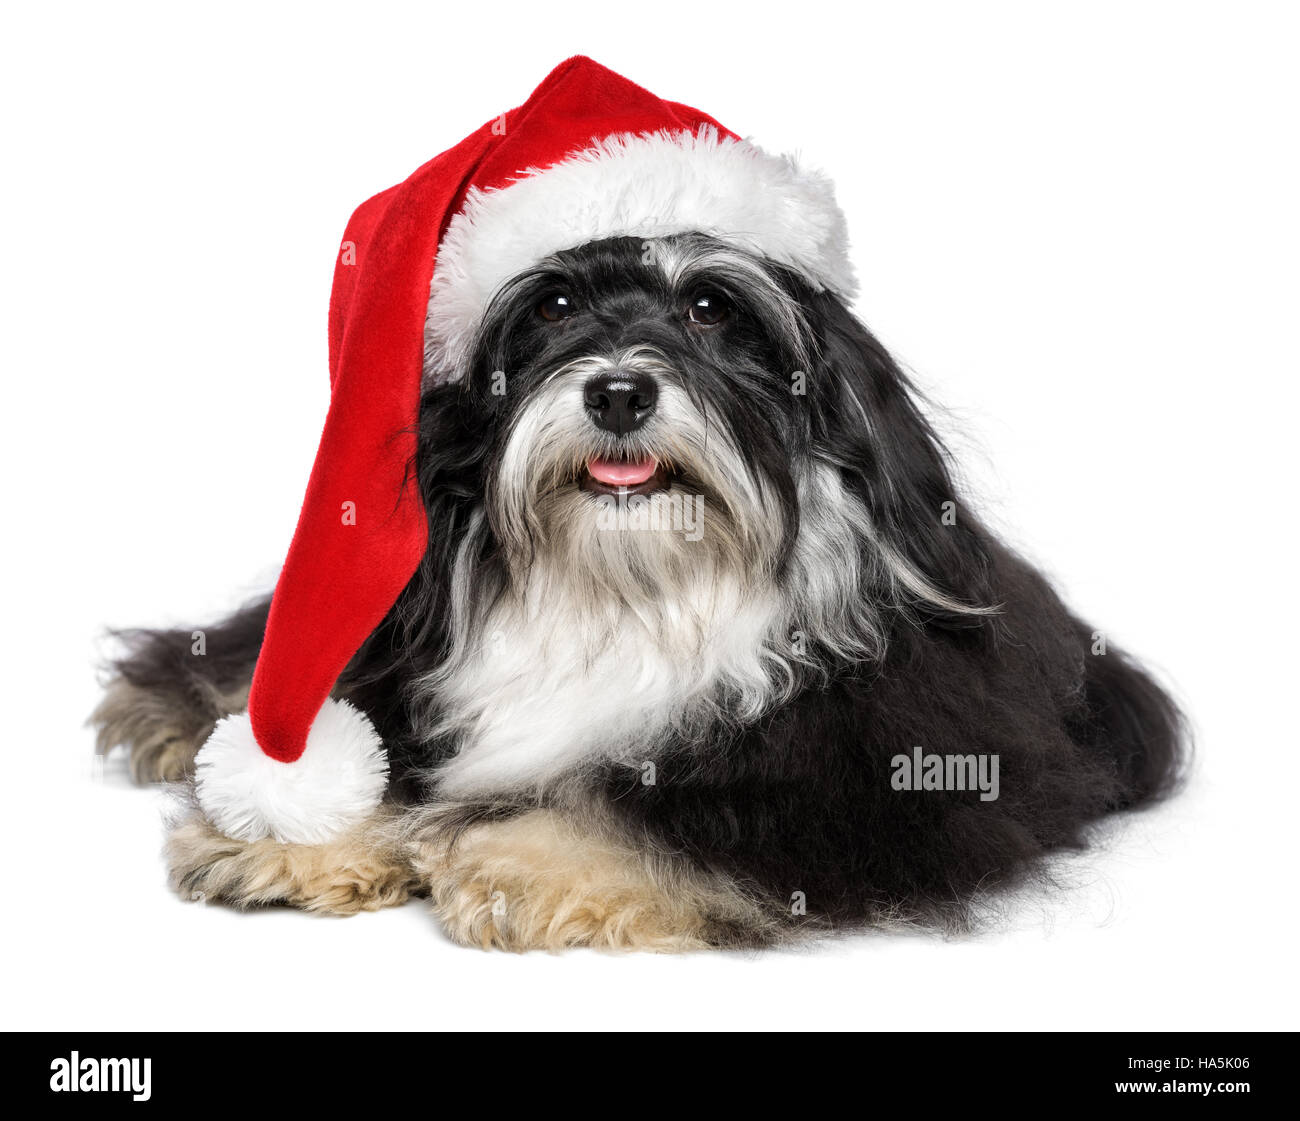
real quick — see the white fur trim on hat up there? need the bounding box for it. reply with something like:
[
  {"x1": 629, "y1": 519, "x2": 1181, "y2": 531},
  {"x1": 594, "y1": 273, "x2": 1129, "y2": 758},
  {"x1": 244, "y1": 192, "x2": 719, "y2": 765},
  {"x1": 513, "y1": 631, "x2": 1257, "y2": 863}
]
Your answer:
[
  {"x1": 194, "y1": 699, "x2": 388, "y2": 845},
  {"x1": 424, "y1": 126, "x2": 856, "y2": 381}
]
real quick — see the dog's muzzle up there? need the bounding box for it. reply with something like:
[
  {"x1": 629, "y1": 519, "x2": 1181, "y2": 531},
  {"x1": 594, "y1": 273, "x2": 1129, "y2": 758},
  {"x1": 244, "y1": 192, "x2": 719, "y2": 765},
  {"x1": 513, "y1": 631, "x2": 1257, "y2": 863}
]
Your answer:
[{"x1": 577, "y1": 371, "x2": 669, "y2": 496}]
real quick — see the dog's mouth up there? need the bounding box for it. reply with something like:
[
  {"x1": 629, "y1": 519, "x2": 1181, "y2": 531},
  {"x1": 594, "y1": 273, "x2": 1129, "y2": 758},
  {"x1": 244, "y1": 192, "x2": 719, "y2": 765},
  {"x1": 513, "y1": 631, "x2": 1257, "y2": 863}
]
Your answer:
[{"x1": 579, "y1": 455, "x2": 672, "y2": 497}]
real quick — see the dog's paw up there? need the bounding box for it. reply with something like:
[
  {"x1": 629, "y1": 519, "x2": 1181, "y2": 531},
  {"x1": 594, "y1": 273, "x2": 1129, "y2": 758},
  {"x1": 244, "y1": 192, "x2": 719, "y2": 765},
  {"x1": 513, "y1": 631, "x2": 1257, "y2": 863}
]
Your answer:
[
  {"x1": 416, "y1": 809, "x2": 712, "y2": 952},
  {"x1": 166, "y1": 811, "x2": 419, "y2": 916},
  {"x1": 90, "y1": 676, "x2": 220, "y2": 784}
]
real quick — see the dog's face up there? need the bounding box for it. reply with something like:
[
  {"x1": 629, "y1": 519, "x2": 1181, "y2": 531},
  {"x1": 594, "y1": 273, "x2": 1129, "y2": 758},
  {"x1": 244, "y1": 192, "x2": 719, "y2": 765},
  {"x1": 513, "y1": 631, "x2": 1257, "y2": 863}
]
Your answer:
[{"x1": 462, "y1": 234, "x2": 817, "y2": 592}]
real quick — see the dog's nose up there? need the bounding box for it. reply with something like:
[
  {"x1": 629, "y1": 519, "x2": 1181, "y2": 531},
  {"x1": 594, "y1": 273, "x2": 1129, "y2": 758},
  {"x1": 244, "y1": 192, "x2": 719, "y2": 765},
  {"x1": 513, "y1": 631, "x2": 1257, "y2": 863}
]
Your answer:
[{"x1": 583, "y1": 373, "x2": 657, "y2": 435}]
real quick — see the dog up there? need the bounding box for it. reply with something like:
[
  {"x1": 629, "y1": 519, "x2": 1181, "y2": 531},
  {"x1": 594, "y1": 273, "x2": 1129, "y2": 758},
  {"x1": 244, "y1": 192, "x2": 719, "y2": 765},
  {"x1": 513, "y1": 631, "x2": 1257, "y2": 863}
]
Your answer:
[{"x1": 93, "y1": 223, "x2": 1184, "y2": 950}]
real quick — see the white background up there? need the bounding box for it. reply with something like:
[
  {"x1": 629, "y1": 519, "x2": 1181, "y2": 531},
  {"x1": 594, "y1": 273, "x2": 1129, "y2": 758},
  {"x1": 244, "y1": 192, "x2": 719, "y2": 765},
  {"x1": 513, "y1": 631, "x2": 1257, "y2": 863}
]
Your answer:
[{"x1": 2, "y1": 1, "x2": 1296, "y2": 1031}]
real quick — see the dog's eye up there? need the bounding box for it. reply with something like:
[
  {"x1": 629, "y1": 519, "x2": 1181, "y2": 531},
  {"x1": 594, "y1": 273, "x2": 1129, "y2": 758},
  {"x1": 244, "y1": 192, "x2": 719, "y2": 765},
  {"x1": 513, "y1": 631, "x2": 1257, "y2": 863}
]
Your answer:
[
  {"x1": 537, "y1": 293, "x2": 576, "y2": 322},
  {"x1": 688, "y1": 291, "x2": 730, "y2": 326}
]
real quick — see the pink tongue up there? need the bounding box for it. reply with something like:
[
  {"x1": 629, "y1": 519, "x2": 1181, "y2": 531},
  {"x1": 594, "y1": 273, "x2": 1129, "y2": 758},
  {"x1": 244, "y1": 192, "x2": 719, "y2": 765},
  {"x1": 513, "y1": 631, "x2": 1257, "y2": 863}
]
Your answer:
[{"x1": 587, "y1": 456, "x2": 658, "y2": 486}]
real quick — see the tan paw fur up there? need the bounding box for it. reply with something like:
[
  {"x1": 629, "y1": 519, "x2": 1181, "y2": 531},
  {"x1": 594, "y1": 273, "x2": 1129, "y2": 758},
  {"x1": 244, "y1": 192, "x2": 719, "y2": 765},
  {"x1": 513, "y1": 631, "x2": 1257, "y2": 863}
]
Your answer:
[
  {"x1": 166, "y1": 808, "x2": 419, "y2": 916},
  {"x1": 415, "y1": 808, "x2": 757, "y2": 952}
]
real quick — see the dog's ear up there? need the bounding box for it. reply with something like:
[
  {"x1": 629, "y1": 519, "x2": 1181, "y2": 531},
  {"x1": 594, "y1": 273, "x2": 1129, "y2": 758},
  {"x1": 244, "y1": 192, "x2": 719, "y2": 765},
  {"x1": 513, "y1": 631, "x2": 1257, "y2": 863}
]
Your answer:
[{"x1": 806, "y1": 293, "x2": 996, "y2": 618}]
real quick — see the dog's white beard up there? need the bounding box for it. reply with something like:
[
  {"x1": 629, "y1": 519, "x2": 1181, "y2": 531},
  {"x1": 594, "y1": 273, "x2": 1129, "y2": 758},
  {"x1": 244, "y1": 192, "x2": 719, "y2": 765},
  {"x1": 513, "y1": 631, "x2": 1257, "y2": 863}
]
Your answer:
[
  {"x1": 421, "y1": 461, "x2": 887, "y2": 800},
  {"x1": 432, "y1": 557, "x2": 785, "y2": 798}
]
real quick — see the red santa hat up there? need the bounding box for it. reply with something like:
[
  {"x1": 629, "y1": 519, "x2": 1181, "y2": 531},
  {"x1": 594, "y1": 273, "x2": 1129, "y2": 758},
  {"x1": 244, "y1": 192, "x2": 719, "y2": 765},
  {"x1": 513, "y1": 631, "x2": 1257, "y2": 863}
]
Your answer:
[{"x1": 195, "y1": 55, "x2": 856, "y2": 844}]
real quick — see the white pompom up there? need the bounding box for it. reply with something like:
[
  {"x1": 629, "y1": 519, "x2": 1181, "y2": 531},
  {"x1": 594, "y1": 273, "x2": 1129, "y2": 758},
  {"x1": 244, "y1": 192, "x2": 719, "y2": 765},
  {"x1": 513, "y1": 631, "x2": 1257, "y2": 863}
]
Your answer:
[{"x1": 195, "y1": 699, "x2": 388, "y2": 845}]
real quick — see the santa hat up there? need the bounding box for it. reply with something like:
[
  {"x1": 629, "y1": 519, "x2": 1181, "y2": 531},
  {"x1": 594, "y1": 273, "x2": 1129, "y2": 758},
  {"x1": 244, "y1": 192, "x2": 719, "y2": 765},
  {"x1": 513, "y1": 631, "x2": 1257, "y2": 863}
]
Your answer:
[{"x1": 195, "y1": 55, "x2": 856, "y2": 845}]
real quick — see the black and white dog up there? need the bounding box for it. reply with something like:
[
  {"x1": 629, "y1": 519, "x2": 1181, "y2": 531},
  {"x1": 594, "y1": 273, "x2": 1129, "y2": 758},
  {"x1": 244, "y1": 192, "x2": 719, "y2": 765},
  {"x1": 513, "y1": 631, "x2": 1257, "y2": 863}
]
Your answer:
[{"x1": 95, "y1": 231, "x2": 1184, "y2": 950}]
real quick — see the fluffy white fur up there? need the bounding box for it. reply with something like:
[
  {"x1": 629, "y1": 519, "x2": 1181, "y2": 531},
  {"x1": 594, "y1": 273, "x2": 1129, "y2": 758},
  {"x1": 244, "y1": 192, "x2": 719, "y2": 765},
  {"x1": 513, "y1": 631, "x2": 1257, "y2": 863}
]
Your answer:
[
  {"x1": 430, "y1": 567, "x2": 786, "y2": 797},
  {"x1": 423, "y1": 127, "x2": 856, "y2": 381},
  {"x1": 195, "y1": 699, "x2": 388, "y2": 845}
]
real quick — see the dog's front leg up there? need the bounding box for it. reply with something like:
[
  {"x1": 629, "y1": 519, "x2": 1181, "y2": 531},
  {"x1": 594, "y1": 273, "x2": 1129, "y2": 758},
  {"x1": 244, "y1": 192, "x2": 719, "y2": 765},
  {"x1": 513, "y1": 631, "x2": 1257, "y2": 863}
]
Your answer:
[
  {"x1": 166, "y1": 803, "x2": 419, "y2": 916},
  {"x1": 412, "y1": 807, "x2": 764, "y2": 952}
]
